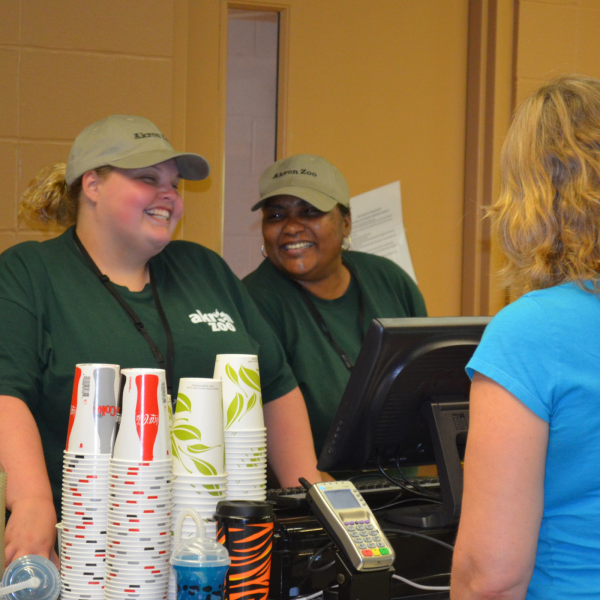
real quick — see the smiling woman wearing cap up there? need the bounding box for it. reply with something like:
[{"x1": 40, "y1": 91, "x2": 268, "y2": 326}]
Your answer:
[
  {"x1": 243, "y1": 154, "x2": 427, "y2": 457},
  {"x1": 0, "y1": 116, "x2": 323, "y2": 565}
]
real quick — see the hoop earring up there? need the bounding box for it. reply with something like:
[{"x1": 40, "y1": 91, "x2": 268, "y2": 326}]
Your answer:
[
  {"x1": 261, "y1": 245, "x2": 268, "y2": 258},
  {"x1": 341, "y1": 236, "x2": 352, "y2": 251}
]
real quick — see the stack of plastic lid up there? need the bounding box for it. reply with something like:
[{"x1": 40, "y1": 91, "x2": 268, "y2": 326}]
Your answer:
[
  {"x1": 60, "y1": 364, "x2": 120, "y2": 599},
  {"x1": 169, "y1": 379, "x2": 228, "y2": 600},
  {"x1": 105, "y1": 368, "x2": 173, "y2": 600},
  {"x1": 214, "y1": 355, "x2": 267, "y2": 501}
]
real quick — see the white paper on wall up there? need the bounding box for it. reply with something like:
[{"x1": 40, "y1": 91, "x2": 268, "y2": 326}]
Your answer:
[{"x1": 349, "y1": 181, "x2": 417, "y2": 283}]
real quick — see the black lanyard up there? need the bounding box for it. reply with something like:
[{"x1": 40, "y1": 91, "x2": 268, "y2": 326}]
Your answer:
[
  {"x1": 72, "y1": 230, "x2": 175, "y2": 396},
  {"x1": 291, "y1": 261, "x2": 365, "y2": 372}
]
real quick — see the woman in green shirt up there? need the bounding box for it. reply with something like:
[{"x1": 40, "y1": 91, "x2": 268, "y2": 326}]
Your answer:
[
  {"x1": 244, "y1": 154, "x2": 427, "y2": 456},
  {"x1": 0, "y1": 116, "x2": 323, "y2": 566}
]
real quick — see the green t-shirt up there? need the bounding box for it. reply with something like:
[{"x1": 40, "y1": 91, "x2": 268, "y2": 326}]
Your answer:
[
  {"x1": 243, "y1": 251, "x2": 427, "y2": 456},
  {"x1": 0, "y1": 227, "x2": 296, "y2": 517}
]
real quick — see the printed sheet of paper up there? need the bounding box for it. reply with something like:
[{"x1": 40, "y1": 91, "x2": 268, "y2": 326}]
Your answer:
[{"x1": 350, "y1": 181, "x2": 417, "y2": 283}]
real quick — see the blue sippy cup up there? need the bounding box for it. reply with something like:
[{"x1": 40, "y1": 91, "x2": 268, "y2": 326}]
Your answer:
[{"x1": 170, "y1": 508, "x2": 230, "y2": 600}]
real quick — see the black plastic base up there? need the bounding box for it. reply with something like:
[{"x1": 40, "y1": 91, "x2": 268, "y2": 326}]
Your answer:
[
  {"x1": 382, "y1": 399, "x2": 467, "y2": 529},
  {"x1": 333, "y1": 552, "x2": 394, "y2": 600}
]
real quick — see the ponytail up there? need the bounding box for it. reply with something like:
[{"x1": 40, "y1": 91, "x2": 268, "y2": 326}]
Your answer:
[
  {"x1": 19, "y1": 164, "x2": 116, "y2": 228},
  {"x1": 19, "y1": 163, "x2": 78, "y2": 227}
]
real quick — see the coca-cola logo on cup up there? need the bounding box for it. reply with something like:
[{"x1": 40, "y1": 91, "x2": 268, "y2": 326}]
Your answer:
[
  {"x1": 135, "y1": 413, "x2": 159, "y2": 425},
  {"x1": 95, "y1": 405, "x2": 120, "y2": 417},
  {"x1": 134, "y1": 374, "x2": 160, "y2": 461}
]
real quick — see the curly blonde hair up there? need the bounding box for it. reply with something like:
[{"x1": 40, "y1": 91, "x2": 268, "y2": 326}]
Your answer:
[
  {"x1": 19, "y1": 164, "x2": 114, "y2": 228},
  {"x1": 489, "y1": 75, "x2": 600, "y2": 292},
  {"x1": 491, "y1": 74, "x2": 600, "y2": 294}
]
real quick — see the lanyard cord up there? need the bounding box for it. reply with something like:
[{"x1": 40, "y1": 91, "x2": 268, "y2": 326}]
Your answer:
[
  {"x1": 72, "y1": 230, "x2": 175, "y2": 396},
  {"x1": 290, "y1": 260, "x2": 365, "y2": 372}
]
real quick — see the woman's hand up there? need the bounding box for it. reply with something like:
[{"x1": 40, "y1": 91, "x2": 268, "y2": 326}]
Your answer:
[
  {"x1": 0, "y1": 396, "x2": 58, "y2": 567},
  {"x1": 5, "y1": 496, "x2": 58, "y2": 567}
]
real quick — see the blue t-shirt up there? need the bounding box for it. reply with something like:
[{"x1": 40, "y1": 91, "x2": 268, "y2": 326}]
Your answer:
[{"x1": 467, "y1": 282, "x2": 600, "y2": 600}]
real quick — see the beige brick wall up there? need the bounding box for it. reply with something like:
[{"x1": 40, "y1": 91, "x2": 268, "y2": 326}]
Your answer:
[
  {"x1": 0, "y1": 0, "x2": 176, "y2": 250},
  {"x1": 3, "y1": 0, "x2": 600, "y2": 316}
]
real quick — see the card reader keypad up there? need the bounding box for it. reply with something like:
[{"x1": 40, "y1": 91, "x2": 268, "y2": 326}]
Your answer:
[
  {"x1": 342, "y1": 519, "x2": 391, "y2": 557},
  {"x1": 311, "y1": 481, "x2": 395, "y2": 568}
]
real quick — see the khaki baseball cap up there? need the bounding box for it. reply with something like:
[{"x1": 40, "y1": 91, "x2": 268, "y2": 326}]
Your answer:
[
  {"x1": 252, "y1": 154, "x2": 350, "y2": 212},
  {"x1": 65, "y1": 115, "x2": 210, "y2": 186}
]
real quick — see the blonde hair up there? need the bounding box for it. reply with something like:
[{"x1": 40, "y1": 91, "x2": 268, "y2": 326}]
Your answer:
[
  {"x1": 19, "y1": 164, "x2": 114, "y2": 228},
  {"x1": 491, "y1": 74, "x2": 600, "y2": 294}
]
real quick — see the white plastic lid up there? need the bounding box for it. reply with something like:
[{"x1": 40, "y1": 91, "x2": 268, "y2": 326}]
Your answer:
[
  {"x1": 171, "y1": 536, "x2": 230, "y2": 568},
  {"x1": 1, "y1": 555, "x2": 60, "y2": 600},
  {"x1": 170, "y1": 507, "x2": 230, "y2": 569}
]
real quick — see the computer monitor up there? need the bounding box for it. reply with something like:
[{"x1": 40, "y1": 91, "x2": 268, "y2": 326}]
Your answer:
[{"x1": 317, "y1": 316, "x2": 490, "y2": 528}]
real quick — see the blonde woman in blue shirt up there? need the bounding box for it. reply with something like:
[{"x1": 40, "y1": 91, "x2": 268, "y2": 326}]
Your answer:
[{"x1": 452, "y1": 75, "x2": 600, "y2": 599}]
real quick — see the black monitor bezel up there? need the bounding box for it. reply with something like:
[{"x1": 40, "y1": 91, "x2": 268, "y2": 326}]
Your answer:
[{"x1": 317, "y1": 316, "x2": 490, "y2": 474}]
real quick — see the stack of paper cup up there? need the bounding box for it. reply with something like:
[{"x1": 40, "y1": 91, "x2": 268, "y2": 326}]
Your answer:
[
  {"x1": 169, "y1": 378, "x2": 227, "y2": 600},
  {"x1": 171, "y1": 378, "x2": 227, "y2": 527},
  {"x1": 106, "y1": 368, "x2": 172, "y2": 600},
  {"x1": 60, "y1": 363, "x2": 120, "y2": 599},
  {"x1": 214, "y1": 355, "x2": 267, "y2": 501}
]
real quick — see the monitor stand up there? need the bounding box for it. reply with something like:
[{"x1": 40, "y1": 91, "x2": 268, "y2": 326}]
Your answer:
[{"x1": 384, "y1": 398, "x2": 468, "y2": 529}]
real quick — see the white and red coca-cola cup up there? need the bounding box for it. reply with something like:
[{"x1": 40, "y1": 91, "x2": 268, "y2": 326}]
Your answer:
[
  {"x1": 66, "y1": 364, "x2": 120, "y2": 455},
  {"x1": 106, "y1": 368, "x2": 173, "y2": 600},
  {"x1": 61, "y1": 364, "x2": 117, "y2": 598},
  {"x1": 113, "y1": 369, "x2": 170, "y2": 462},
  {"x1": 60, "y1": 453, "x2": 111, "y2": 598}
]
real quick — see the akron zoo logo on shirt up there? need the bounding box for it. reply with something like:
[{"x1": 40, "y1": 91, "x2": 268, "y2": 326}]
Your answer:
[{"x1": 189, "y1": 309, "x2": 236, "y2": 332}]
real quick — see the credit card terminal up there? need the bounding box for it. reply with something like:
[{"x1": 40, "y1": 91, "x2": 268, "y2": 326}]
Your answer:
[{"x1": 306, "y1": 480, "x2": 395, "y2": 572}]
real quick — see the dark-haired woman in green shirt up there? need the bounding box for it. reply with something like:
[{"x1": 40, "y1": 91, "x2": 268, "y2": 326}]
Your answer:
[{"x1": 244, "y1": 154, "x2": 427, "y2": 456}]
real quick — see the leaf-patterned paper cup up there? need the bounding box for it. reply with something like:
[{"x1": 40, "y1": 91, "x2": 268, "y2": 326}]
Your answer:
[
  {"x1": 172, "y1": 378, "x2": 224, "y2": 477},
  {"x1": 213, "y1": 355, "x2": 265, "y2": 431},
  {"x1": 223, "y1": 429, "x2": 267, "y2": 438}
]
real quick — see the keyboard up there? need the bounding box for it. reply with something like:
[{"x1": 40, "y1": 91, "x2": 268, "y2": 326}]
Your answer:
[{"x1": 267, "y1": 476, "x2": 440, "y2": 508}]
